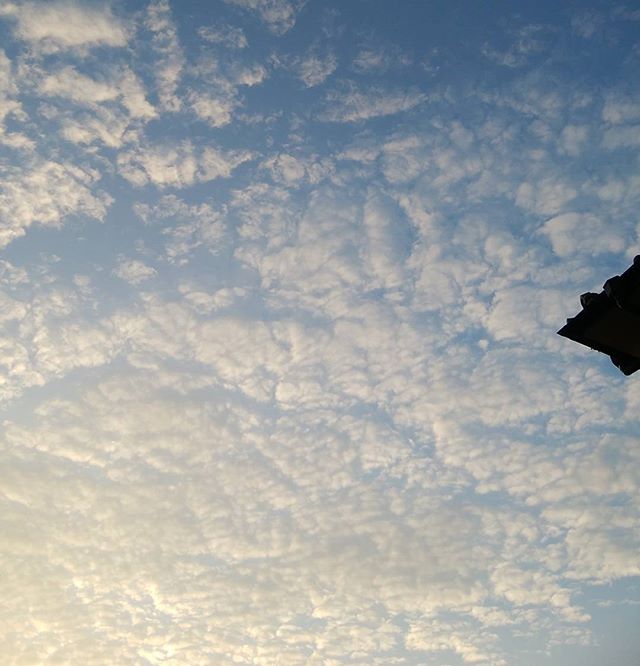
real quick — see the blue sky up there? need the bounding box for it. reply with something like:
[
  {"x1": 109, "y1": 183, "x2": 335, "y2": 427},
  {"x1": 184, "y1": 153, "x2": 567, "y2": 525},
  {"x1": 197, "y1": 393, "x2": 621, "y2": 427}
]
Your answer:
[{"x1": 0, "y1": 1, "x2": 639, "y2": 664}]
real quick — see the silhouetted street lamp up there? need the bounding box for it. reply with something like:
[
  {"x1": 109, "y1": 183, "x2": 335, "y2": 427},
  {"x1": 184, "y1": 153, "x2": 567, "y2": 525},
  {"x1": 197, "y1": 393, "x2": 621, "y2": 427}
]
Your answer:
[{"x1": 558, "y1": 255, "x2": 640, "y2": 376}]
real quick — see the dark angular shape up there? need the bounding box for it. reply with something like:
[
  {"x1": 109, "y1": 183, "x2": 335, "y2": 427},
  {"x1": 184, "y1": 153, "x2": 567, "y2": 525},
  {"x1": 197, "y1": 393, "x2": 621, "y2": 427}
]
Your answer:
[{"x1": 558, "y1": 256, "x2": 640, "y2": 376}]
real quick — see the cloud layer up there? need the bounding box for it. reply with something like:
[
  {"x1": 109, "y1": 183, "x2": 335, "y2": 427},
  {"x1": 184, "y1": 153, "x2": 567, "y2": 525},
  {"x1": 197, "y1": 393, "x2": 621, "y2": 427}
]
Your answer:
[{"x1": 0, "y1": 1, "x2": 639, "y2": 664}]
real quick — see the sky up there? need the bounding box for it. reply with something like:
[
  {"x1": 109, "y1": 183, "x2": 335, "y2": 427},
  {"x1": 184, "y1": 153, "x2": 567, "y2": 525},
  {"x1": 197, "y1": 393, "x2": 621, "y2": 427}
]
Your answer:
[{"x1": 0, "y1": 0, "x2": 639, "y2": 664}]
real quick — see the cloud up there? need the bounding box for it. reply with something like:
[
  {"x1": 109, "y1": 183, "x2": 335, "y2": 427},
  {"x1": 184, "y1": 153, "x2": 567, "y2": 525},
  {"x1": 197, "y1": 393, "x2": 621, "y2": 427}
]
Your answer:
[
  {"x1": 483, "y1": 285, "x2": 573, "y2": 345},
  {"x1": 0, "y1": 1, "x2": 129, "y2": 53},
  {"x1": 40, "y1": 65, "x2": 155, "y2": 120},
  {"x1": 540, "y1": 212, "x2": 626, "y2": 257},
  {"x1": 232, "y1": 183, "x2": 367, "y2": 315},
  {"x1": 113, "y1": 259, "x2": 157, "y2": 284},
  {"x1": 379, "y1": 135, "x2": 427, "y2": 183},
  {"x1": 178, "y1": 284, "x2": 248, "y2": 314},
  {"x1": 0, "y1": 358, "x2": 487, "y2": 659},
  {"x1": 481, "y1": 25, "x2": 551, "y2": 67},
  {"x1": 0, "y1": 49, "x2": 27, "y2": 149},
  {"x1": 319, "y1": 83, "x2": 427, "y2": 122},
  {"x1": 406, "y1": 617, "x2": 506, "y2": 665},
  {"x1": 145, "y1": 0, "x2": 185, "y2": 112},
  {"x1": 188, "y1": 88, "x2": 239, "y2": 127},
  {"x1": 571, "y1": 10, "x2": 605, "y2": 39},
  {"x1": 602, "y1": 94, "x2": 640, "y2": 125},
  {"x1": 57, "y1": 108, "x2": 133, "y2": 148},
  {"x1": 296, "y1": 52, "x2": 337, "y2": 87},
  {"x1": 187, "y1": 56, "x2": 267, "y2": 127},
  {"x1": 352, "y1": 47, "x2": 412, "y2": 73},
  {"x1": 0, "y1": 160, "x2": 112, "y2": 248},
  {"x1": 0, "y1": 49, "x2": 21, "y2": 126},
  {"x1": 558, "y1": 123, "x2": 588, "y2": 156},
  {"x1": 360, "y1": 188, "x2": 409, "y2": 291},
  {"x1": 117, "y1": 141, "x2": 254, "y2": 188},
  {"x1": 602, "y1": 125, "x2": 640, "y2": 150},
  {"x1": 515, "y1": 178, "x2": 577, "y2": 216},
  {"x1": 26, "y1": 63, "x2": 155, "y2": 150},
  {"x1": 260, "y1": 152, "x2": 333, "y2": 185},
  {"x1": 0, "y1": 2, "x2": 638, "y2": 663},
  {"x1": 41, "y1": 66, "x2": 120, "y2": 105},
  {"x1": 276, "y1": 49, "x2": 338, "y2": 87},
  {"x1": 198, "y1": 24, "x2": 248, "y2": 48},
  {"x1": 134, "y1": 194, "x2": 227, "y2": 263},
  {"x1": 224, "y1": 0, "x2": 305, "y2": 35}
]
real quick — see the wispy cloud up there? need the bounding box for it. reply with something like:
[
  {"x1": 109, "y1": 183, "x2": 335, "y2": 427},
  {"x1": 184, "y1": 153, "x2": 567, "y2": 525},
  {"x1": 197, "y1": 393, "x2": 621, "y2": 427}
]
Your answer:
[
  {"x1": 40, "y1": 65, "x2": 155, "y2": 120},
  {"x1": 0, "y1": 1, "x2": 129, "y2": 53},
  {"x1": 481, "y1": 24, "x2": 552, "y2": 67},
  {"x1": 145, "y1": 0, "x2": 185, "y2": 112},
  {"x1": 134, "y1": 194, "x2": 227, "y2": 263},
  {"x1": 0, "y1": 159, "x2": 111, "y2": 247},
  {"x1": 224, "y1": 0, "x2": 305, "y2": 35},
  {"x1": 117, "y1": 141, "x2": 254, "y2": 188},
  {"x1": 198, "y1": 24, "x2": 248, "y2": 49},
  {"x1": 113, "y1": 258, "x2": 157, "y2": 284},
  {"x1": 352, "y1": 46, "x2": 412, "y2": 73},
  {"x1": 319, "y1": 83, "x2": 427, "y2": 122},
  {"x1": 278, "y1": 49, "x2": 338, "y2": 87}
]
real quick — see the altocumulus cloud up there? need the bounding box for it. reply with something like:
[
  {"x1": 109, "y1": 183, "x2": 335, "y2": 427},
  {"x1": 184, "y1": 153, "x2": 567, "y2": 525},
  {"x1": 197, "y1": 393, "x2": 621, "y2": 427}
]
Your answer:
[{"x1": 0, "y1": 1, "x2": 639, "y2": 665}]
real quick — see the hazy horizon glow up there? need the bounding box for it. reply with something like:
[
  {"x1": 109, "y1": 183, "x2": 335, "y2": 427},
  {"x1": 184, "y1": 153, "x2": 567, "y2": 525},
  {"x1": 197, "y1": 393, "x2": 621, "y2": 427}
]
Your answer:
[{"x1": 0, "y1": 1, "x2": 639, "y2": 664}]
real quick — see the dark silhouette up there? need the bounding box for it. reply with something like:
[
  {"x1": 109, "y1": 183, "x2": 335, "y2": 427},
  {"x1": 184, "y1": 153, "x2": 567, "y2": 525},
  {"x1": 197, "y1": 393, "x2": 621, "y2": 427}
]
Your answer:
[{"x1": 558, "y1": 255, "x2": 640, "y2": 375}]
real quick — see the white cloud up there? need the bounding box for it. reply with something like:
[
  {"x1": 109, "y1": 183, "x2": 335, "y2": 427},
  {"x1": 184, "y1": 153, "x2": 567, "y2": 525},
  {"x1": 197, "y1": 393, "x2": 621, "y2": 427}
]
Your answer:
[
  {"x1": 289, "y1": 50, "x2": 338, "y2": 87},
  {"x1": 406, "y1": 617, "x2": 505, "y2": 665},
  {"x1": 262, "y1": 152, "x2": 307, "y2": 183},
  {"x1": 189, "y1": 88, "x2": 238, "y2": 127},
  {"x1": 224, "y1": 0, "x2": 305, "y2": 35},
  {"x1": 233, "y1": 63, "x2": 268, "y2": 87},
  {"x1": 0, "y1": 160, "x2": 112, "y2": 248},
  {"x1": 515, "y1": 178, "x2": 577, "y2": 216},
  {"x1": 379, "y1": 135, "x2": 426, "y2": 183},
  {"x1": 0, "y1": 1, "x2": 129, "y2": 53},
  {"x1": 0, "y1": 130, "x2": 33, "y2": 151},
  {"x1": 0, "y1": 3, "x2": 638, "y2": 663},
  {"x1": 230, "y1": 181, "x2": 300, "y2": 251},
  {"x1": 178, "y1": 284, "x2": 248, "y2": 314},
  {"x1": 481, "y1": 25, "x2": 551, "y2": 68},
  {"x1": 40, "y1": 65, "x2": 155, "y2": 120},
  {"x1": 145, "y1": 0, "x2": 184, "y2": 112},
  {"x1": 360, "y1": 188, "x2": 408, "y2": 291},
  {"x1": 571, "y1": 10, "x2": 605, "y2": 39},
  {"x1": 602, "y1": 95, "x2": 640, "y2": 124},
  {"x1": 558, "y1": 124, "x2": 588, "y2": 156},
  {"x1": 113, "y1": 259, "x2": 157, "y2": 284},
  {"x1": 188, "y1": 60, "x2": 266, "y2": 130},
  {"x1": 479, "y1": 76, "x2": 566, "y2": 121},
  {"x1": 298, "y1": 53, "x2": 337, "y2": 87},
  {"x1": 41, "y1": 66, "x2": 119, "y2": 105},
  {"x1": 32, "y1": 64, "x2": 154, "y2": 149},
  {"x1": 134, "y1": 194, "x2": 227, "y2": 262},
  {"x1": 118, "y1": 141, "x2": 254, "y2": 188},
  {"x1": 186, "y1": 54, "x2": 265, "y2": 126},
  {"x1": 483, "y1": 285, "x2": 573, "y2": 345},
  {"x1": 602, "y1": 124, "x2": 640, "y2": 150},
  {"x1": 0, "y1": 49, "x2": 22, "y2": 127},
  {"x1": 0, "y1": 355, "x2": 524, "y2": 662},
  {"x1": 319, "y1": 84, "x2": 427, "y2": 122},
  {"x1": 261, "y1": 152, "x2": 333, "y2": 186},
  {"x1": 118, "y1": 68, "x2": 158, "y2": 120},
  {"x1": 232, "y1": 184, "x2": 367, "y2": 316},
  {"x1": 352, "y1": 47, "x2": 412, "y2": 73},
  {"x1": 198, "y1": 24, "x2": 248, "y2": 48},
  {"x1": 59, "y1": 108, "x2": 133, "y2": 148},
  {"x1": 540, "y1": 212, "x2": 626, "y2": 257}
]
